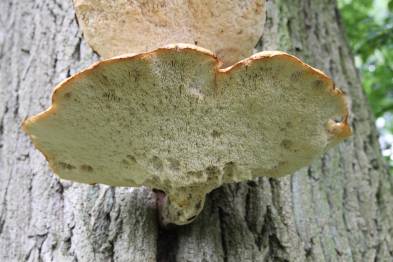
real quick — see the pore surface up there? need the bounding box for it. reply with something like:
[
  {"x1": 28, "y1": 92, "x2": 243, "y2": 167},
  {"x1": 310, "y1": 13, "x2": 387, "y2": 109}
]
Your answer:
[{"x1": 23, "y1": 46, "x2": 349, "y2": 194}]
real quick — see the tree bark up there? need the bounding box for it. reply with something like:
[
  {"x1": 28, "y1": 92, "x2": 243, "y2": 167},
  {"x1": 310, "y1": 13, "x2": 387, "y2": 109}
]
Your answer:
[{"x1": 1, "y1": 0, "x2": 392, "y2": 261}]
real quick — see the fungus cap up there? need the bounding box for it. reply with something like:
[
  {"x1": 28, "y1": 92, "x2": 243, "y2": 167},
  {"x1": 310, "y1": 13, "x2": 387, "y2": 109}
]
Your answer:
[
  {"x1": 23, "y1": 44, "x2": 351, "y2": 225},
  {"x1": 73, "y1": 0, "x2": 266, "y2": 66}
]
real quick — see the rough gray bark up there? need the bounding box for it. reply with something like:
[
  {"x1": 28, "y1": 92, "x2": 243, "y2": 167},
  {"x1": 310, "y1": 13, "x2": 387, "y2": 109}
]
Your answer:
[{"x1": 0, "y1": 0, "x2": 392, "y2": 261}]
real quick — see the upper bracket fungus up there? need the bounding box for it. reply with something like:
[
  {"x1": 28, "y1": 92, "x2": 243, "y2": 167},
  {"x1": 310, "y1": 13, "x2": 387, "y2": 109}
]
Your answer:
[
  {"x1": 73, "y1": 0, "x2": 266, "y2": 66},
  {"x1": 23, "y1": 44, "x2": 351, "y2": 225}
]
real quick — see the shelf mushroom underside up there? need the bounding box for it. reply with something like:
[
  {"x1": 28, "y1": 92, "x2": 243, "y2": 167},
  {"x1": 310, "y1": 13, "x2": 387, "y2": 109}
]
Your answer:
[{"x1": 23, "y1": 47, "x2": 350, "y2": 224}]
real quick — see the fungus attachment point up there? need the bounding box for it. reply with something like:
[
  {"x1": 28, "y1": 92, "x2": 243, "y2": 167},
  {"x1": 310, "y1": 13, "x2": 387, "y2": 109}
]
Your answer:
[
  {"x1": 155, "y1": 189, "x2": 206, "y2": 226},
  {"x1": 23, "y1": 44, "x2": 351, "y2": 225},
  {"x1": 73, "y1": 0, "x2": 266, "y2": 66}
]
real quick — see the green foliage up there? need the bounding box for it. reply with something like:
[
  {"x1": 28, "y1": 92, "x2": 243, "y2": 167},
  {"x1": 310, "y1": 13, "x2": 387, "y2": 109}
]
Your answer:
[{"x1": 338, "y1": 0, "x2": 393, "y2": 172}]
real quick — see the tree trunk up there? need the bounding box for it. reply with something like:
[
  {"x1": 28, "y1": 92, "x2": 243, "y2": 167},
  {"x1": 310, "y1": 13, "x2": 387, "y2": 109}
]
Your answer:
[{"x1": 1, "y1": 0, "x2": 392, "y2": 261}]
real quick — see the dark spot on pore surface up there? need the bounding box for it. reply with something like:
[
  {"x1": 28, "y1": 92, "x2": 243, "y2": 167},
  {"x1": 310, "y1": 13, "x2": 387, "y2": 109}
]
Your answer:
[
  {"x1": 276, "y1": 161, "x2": 288, "y2": 170},
  {"x1": 103, "y1": 91, "x2": 121, "y2": 102},
  {"x1": 64, "y1": 92, "x2": 72, "y2": 99},
  {"x1": 280, "y1": 139, "x2": 293, "y2": 150},
  {"x1": 187, "y1": 171, "x2": 203, "y2": 179},
  {"x1": 211, "y1": 130, "x2": 221, "y2": 138},
  {"x1": 206, "y1": 166, "x2": 219, "y2": 175},
  {"x1": 126, "y1": 155, "x2": 137, "y2": 163},
  {"x1": 58, "y1": 162, "x2": 76, "y2": 170},
  {"x1": 121, "y1": 159, "x2": 130, "y2": 167},
  {"x1": 290, "y1": 71, "x2": 303, "y2": 81},
  {"x1": 313, "y1": 79, "x2": 324, "y2": 89},
  {"x1": 80, "y1": 164, "x2": 93, "y2": 172},
  {"x1": 205, "y1": 166, "x2": 220, "y2": 182}
]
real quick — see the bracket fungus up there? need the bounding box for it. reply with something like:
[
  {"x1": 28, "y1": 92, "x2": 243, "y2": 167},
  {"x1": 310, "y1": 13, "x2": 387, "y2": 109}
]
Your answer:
[
  {"x1": 23, "y1": 44, "x2": 351, "y2": 225},
  {"x1": 73, "y1": 0, "x2": 266, "y2": 66}
]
